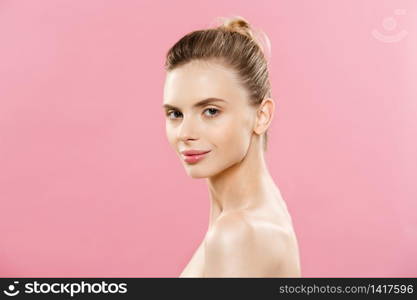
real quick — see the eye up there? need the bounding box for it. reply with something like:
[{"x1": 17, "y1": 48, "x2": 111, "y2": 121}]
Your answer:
[
  {"x1": 166, "y1": 108, "x2": 220, "y2": 120},
  {"x1": 166, "y1": 110, "x2": 182, "y2": 120},
  {"x1": 203, "y1": 107, "x2": 220, "y2": 118}
]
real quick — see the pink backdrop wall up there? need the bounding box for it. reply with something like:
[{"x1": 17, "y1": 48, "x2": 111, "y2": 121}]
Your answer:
[{"x1": 0, "y1": 0, "x2": 416, "y2": 277}]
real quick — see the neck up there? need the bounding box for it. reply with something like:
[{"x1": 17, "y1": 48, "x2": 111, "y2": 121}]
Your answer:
[{"x1": 205, "y1": 136, "x2": 285, "y2": 229}]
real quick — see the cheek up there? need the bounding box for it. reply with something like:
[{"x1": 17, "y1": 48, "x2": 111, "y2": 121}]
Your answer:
[
  {"x1": 165, "y1": 124, "x2": 176, "y2": 148},
  {"x1": 214, "y1": 115, "x2": 252, "y2": 152}
]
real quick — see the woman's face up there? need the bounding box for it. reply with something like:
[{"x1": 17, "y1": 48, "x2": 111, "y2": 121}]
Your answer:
[{"x1": 163, "y1": 59, "x2": 257, "y2": 179}]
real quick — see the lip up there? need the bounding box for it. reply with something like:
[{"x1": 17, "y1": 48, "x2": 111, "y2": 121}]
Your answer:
[
  {"x1": 180, "y1": 149, "x2": 211, "y2": 164},
  {"x1": 181, "y1": 149, "x2": 211, "y2": 156}
]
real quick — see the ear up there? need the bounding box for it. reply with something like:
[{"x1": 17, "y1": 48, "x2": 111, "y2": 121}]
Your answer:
[{"x1": 254, "y1": 98, "x2": 275, "y2": 135}]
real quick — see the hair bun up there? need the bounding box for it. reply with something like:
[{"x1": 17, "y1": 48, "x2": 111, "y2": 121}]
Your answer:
[
  {"x1": 211, "y1": 15, "x2": 271, "y2": 63},
  {"x1": 216, "y1": 16, "x2": 253, "y2": 39}
]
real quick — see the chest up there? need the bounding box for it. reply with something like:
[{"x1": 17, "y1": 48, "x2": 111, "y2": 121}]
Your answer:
[
  {"x1": 179, "y1": 240, "x2": 206, "y2": 277},
  {"x1": 182, "y1": 254, "x2": 205, "y2": 277}
]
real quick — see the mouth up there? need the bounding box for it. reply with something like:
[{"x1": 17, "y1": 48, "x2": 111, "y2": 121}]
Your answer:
[{"x1": 181, "y1": 150, "x2": 211, "y2": 164}]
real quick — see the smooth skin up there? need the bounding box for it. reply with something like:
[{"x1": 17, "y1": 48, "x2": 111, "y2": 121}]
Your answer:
[{"x1": 163, "y1": 59, "x2": 301, "y2": 277}]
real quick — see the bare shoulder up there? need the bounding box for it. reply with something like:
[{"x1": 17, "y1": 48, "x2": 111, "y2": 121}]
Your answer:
[
  {"x1": 206, "y1": 211, "x2": 255, "y2": 243},
  {"x1": 204, "y1": 211, "x2": 292, "y2": 277},
  {"x1": 207, "y1": 210, "x2": 291, "y2": 248}
]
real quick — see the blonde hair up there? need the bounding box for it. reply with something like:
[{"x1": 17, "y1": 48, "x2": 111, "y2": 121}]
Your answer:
[{"x1": 164, "y1": 16, "x2": 272, "y2": 151}]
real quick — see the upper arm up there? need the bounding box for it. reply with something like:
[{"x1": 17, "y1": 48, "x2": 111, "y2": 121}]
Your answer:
[{"x1": 203, "y1": 213, "x2": 287, "y2": 277}]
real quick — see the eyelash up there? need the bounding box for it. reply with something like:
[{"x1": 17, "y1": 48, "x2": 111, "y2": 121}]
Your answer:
[{"x1": 166, "y1": 108, "x2": 220, "y2": 120}]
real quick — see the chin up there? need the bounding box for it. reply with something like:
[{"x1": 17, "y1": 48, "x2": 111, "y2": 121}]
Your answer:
[
  {"x1": 186, "y1": 169, "x2": 210, "y2": 179},
  {"x1": 183, "y1": 164, "x2": 217, "y2": 179},
  {"x1": 185, "y1": 163, "x2": 229, "y2": 179}
]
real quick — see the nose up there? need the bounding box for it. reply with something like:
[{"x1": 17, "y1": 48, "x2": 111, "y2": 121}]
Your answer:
[{"x1": 177, "y1": 115, "x2": 198, "y2": 142}]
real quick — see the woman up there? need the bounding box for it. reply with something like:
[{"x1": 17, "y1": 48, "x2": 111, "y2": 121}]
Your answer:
[{"x1": 162, "y1": 16, "x2": 301, "y2": 277}]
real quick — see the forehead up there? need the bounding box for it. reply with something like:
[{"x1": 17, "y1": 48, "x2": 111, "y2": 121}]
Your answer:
[{"x1": 163, "y1": 60, "x2": 249, "y2": 107}]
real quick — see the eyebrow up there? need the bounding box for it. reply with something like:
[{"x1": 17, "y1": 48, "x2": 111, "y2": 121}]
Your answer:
[{"x1": 162, "y1": 98, "x2": 226, "y2": 111}]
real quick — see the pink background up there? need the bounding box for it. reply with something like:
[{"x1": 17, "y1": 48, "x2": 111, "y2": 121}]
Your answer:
[{"x1": 0, "y1": 0, "x2": 416, "y2": 277}]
